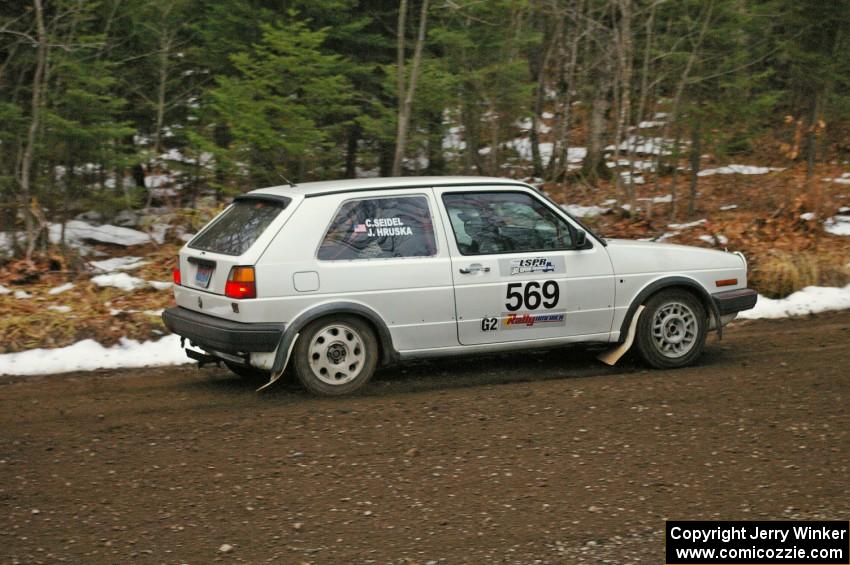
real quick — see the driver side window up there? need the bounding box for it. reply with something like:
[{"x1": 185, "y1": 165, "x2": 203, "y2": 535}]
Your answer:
[{"x1": 442, "y1": 192, "x2": 574, "y2": 255}]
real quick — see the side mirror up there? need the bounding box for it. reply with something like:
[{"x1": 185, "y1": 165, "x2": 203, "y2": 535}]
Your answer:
[{"x1": 574, "y1": 229, "x2": 587, "y2": 248}]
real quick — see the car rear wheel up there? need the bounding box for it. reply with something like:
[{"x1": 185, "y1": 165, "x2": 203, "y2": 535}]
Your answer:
[
  {"x1": 292, "y1": 316, "x2": 378, "y2": 396},
  {"x1": 635, "y1": 289, "x2": 707, "y2": 369}
]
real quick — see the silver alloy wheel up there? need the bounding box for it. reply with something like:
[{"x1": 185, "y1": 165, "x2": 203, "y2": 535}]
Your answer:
[
  {"x1": 651, "y1": 301, "x2": 698, "y2": 358},
  {"x1": 308, "y1": 323, "x2": 366, "y2": 385}
]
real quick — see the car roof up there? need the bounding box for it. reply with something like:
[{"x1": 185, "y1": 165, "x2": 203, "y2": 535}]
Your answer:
[{"x1": 249, "y1": 176, "x2": 533, "y2": 198}]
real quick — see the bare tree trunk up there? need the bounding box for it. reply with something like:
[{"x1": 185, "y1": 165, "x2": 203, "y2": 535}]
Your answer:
[
  {"x1": 153, "y1": 31, "x2": 172, "y2": 155},
  {"x1": 345, "y1": 124, "x2": 360, "y2": 178},
  {"x1": 581, "y1": 69, "x2": 611, "y2": 183},
  {"x1": 633, "y1": 1, "x2": 656, "y2": 140},
  {"x1": 654, "y1": 1, "x2": 713, "y2": 187},
  {"x1": 529, "y1": 69, "x2": 546, "y2": 178},
  {"x1": 687, "y1": 119, "x2": 701, "y2": 217},
  {"x1": 425, "y1": 110, "x2": 445, "y2": 174},
  {"x1": 549, "y1": 0, "x2": 583, "y2": 181},
  {"x1": 612, "y1": 0, "x2": 633, "y2": 207},
  {"x1": 461, "y1": 97, "x2": 481, "y2": 174},
  {"x1": 392, "y1": 0, "x2": 430, "y2": 176},
  {"x1": 19, "y1": 0, "x2": 48, "y2": 261},
  {"x1": 804, "y1": 92, "x2": 819, "y2": 181},
  {"x1": 529, "y1": 2, "x2": 556, "y2": 179},
  {"x1": 395, "y1": 0, "x2": 408, "y2": 140},
  {"x1": 669, "y1": 123, "x2": 682, "y2": 219}
]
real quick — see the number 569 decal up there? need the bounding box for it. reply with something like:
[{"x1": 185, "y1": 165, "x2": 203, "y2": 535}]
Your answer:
[{"x1": 505, "y1": 280, "x2": 559, "y2": 311}]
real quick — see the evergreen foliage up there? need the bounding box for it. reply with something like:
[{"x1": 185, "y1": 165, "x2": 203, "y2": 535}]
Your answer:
[{"x1": 1, "y1": 0, "x2": 849, "y2": 257}]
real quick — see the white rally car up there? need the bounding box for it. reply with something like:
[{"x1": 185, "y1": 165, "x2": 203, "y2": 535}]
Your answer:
[{"x1": 163, "y1": 176, "x2": 757, "y2": 395}]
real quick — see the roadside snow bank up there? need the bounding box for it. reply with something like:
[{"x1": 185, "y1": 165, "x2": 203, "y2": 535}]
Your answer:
[
  {"x1": 739, "y1": 284, "x2": 850, "y2": 320},
  {"x1": 0, "y1": 335, "x2": 191, "y2": 376}
]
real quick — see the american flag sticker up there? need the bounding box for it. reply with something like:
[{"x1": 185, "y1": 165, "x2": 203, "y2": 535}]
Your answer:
[{"x1": 354, "y1": 223, "x2": 367, "y2": 233}]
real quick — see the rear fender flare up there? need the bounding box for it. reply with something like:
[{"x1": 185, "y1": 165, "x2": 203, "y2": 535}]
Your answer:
[{"x1": 270, "y1": 301, "x2": 397, "y2": 376}]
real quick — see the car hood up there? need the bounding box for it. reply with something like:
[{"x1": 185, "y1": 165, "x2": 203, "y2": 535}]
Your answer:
[{"x1": 603, "y1": 238, "x2": 745, "y2": 275}]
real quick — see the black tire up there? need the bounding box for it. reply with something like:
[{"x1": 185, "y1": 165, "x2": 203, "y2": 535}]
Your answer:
[
  {"x1": 224, "y1": 361, "x2": 270, "y2": 381},
  {"x1": 634, "y1": 289, "x2": 708, "y2": 369},
  {"x1": 292, "y1": 315, "x2": 379, "y2": 396}
]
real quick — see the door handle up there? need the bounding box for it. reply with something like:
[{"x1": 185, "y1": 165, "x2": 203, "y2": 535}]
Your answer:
[{"x1": 459, "y1": 263, "x2": 490, "y2": 274}]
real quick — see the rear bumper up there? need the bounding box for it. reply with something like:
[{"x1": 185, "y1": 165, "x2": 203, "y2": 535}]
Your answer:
[
  {"x1": 162, "y1": 307, "x2": 283, "y2": 354},
  {"x1": 712, "y1": 288, "x2": 758, "y2": 315}
]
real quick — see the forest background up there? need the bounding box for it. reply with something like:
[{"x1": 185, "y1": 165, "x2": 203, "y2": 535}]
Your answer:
[{"x1": 1, "y1": 0, "x2": 849, "y2": 352}]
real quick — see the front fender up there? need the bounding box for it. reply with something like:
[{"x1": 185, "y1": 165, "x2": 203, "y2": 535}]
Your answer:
[{"x1": 618, "y1": 276, "x2": 722, "y2": 342}]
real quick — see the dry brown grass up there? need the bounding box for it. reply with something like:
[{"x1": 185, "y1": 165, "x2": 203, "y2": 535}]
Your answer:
[
  {"x1": 749, "y1": 250, "x2": 850, "y2": 299},
  {"x1": 0, "y1": 242, "x2": 181, "y2": 353}
]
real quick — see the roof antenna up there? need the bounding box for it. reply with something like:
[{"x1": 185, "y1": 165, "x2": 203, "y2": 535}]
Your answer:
[{"x1": 277, "y1": 172, "x2": 296, "y2": 188}]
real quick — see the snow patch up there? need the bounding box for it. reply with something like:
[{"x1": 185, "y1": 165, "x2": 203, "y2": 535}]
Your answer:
[
  {"x1": 720, "y1": 204, "x2": 738, "y2": 211},
  {"x1": 698, "y1": 165, "x2": 784, "y2": 177},
  {"x1": 824, "y1": 215, "x2": 850, "y2": 236},
  {"x1": 149, "y1": 223, "x2": 169, "y2": 245},
  {"x1": 698, "y1": 234, "x2": 729, "y2": 246},
  {"x1": 823, "y1": 177, "x2": 850, "y2": 185},
  {"x1": 608, "y1": 158, "x2": 657, "y2": 172},
  {"x1": 0, "y1": 335, "x2": 192, "y2": 376},
  {"x1": 49, "y1": 220, "x2": 151, "y2": 247},
  {"x1": 485, "y1": 138, "x2": 586, "y2": 166},
  {"x1": 442, "y1": 126, "x2": 466, "y2": 151},
  {"x1": 606, "y1": 135, "x2": 676, "y2": 156},
  {"x1": 619, "y1": 172, "x2": 645, "y2": 185},
  {"x1": 668, "y1": 219, "x2": 707, "y2": 230},
  {"x1": 90, "y1": 256, "x2": 149, "y2": 273},
  {"x1": 655, "y1": 232, "x2": 678, "y2": 242},
  {"x1": 0, "y1": 284, "x2": 10, "y2": 295},
  {"x1": 562, "y1": 204, "x2": 610, "y2": 218},
  {"x1": 91, "y1": 273, "x2": 148, "y2": 291},
  {"x1": 739, "y1": 284, "x2": 850, "y2": 320},
  {"x1": 14, "y1": 290, "x2": 31, "y2": 299},
  {"x1": 48, "y1": 305, "x2": 72, "y2": 313},
  {"x1": 48, "y1": 283, "x2": 75, "y2": 295}
]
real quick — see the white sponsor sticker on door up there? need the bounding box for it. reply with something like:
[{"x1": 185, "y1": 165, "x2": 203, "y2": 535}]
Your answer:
[{"x1": 499, "y1": 256, "x2": 565, "y2": 276}]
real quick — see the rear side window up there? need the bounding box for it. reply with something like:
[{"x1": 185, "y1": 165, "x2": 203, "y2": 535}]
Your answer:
[
  {"x1": 189, "y1": 198, "x2": 287, "y2": 256},
  {"x1": 318, "y1": 196, "x2": 437, "y2": 260}
]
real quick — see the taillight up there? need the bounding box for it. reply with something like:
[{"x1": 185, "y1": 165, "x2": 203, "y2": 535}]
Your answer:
[
  {"x1": 225, "y1": 266, "x2": 256, "y2": 299},
  {"x1": 172, "y1": 261, "x2": 182, "y2": 286}
]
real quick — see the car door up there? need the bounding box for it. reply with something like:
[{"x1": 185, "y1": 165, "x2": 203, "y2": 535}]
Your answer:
[{"x1": 434, "y1": 187, "x2": 616, "y2": 346}]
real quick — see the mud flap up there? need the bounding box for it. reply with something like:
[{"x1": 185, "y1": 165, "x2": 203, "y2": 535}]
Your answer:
[
  {"x1": 597, "y1": 305, "x2": 645, "y2": 366},
  {"x1": 256, "y1": 333, "x2": 299, "y2": 392}
]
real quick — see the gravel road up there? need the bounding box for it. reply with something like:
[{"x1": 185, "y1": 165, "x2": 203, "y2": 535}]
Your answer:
[{"x1": 2, "y1": 312, "x2": 849, "y2": 564}]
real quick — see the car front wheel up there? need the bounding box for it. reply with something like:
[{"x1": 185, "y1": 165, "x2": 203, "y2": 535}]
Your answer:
[
  {"x1": 292, "y1": 316, "x2": 378, "y2": 396},
  {"x1": 635, "y1": 289, "x2": 707, "y2": 369}
]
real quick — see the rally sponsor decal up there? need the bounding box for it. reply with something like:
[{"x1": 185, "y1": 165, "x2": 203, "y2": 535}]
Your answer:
[
  {"x1": 501, "y1": 310, "x2": 566, "y2": 329},
  {"x1": 499, "y1": 256, "x2": 565, "y2": 276},
  {"x1": 354, "y1": 217, "x2": 413, "y2": 237}
]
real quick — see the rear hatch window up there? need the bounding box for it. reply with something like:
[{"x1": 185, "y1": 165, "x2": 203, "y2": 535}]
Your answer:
[{"x1": 189, "y1": 196, "x2": 289, "y2": 256}]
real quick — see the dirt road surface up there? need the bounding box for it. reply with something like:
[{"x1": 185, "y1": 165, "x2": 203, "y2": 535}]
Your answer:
[{"x1": 2, "y1": 313, "x2": 849, "y2": 564}]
